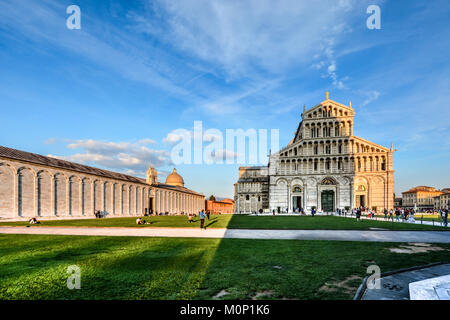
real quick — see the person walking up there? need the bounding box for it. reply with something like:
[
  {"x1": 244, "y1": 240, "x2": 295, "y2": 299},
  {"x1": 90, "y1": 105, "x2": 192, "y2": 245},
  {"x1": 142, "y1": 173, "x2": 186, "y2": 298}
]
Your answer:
[
  {"x1": 356, "y1": 208, "x2": 361, "y2": 221},
  {"x1": 206, "y1": 210, "x2": 210, "y2": 220},
  {"x1": 384, "y1": 208, "x2": 388, "y2": 220},
  {"x1": 199, "y1": 210, "x2": 206, "y2": 230},
  {"x1": 444, "y1": 209, "x2": 448, "y2": 227}
]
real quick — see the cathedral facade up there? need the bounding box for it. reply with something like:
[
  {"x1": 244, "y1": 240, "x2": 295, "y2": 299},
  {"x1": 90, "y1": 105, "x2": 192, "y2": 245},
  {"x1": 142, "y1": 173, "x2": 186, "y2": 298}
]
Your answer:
[{"x1": 234, "y1": 93, "x2": 395, "y2": 213}]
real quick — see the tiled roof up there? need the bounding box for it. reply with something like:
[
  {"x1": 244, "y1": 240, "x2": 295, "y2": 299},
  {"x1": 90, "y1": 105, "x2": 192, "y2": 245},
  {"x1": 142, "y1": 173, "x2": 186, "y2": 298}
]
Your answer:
[
  {"x1": 0, "y1": 145, "x2": 205, "y2": 196},
  {"x1": 153, "y1": 182, "x2": 204, "y2": 197},
  {"x1": 0, "y1": 145, "x2": 147, "y2": 184}
]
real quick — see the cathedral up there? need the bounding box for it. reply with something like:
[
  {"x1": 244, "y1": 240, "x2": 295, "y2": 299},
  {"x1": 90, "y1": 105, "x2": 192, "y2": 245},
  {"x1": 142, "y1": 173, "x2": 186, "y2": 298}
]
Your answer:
[{"x1": 234, "y1": 92, "x2": 395, "y2": 213}]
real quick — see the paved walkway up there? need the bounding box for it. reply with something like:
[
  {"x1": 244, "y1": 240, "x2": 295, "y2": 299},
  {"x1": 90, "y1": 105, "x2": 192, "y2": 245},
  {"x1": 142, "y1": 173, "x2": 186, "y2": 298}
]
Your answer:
[
  {"x1": 1, "y1": 226, "x2": 450, "y2": 243},
  {"x1": 338, "y1": 214, "x2": 449, "y2": 228},
  {"x1": 360, "y1": 263, "x2": 450, "y2": 300}
]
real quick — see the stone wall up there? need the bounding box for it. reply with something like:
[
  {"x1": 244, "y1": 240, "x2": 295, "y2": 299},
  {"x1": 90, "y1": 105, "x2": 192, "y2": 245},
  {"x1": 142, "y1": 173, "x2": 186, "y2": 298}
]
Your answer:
[{"x1": 0, "y1": 158, "x2": 149, "y2": 218}]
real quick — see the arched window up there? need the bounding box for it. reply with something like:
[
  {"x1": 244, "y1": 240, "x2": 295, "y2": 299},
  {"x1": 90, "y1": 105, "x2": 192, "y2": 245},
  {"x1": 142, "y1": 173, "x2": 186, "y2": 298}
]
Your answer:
[{"x1": 246, "y1": 195, "x2": 250, "y2": 201}]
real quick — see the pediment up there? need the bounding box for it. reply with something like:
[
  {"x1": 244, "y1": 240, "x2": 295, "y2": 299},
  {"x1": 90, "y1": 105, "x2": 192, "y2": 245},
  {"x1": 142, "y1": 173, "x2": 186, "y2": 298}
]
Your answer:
[{"x1": 303, "y1": 99, "x2": 354, "y2": 119}]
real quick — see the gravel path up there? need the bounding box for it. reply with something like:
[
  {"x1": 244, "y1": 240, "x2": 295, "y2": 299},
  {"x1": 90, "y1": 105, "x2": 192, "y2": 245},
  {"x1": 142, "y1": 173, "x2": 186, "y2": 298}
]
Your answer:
[{"x1": 1, "y1": 226, "x2": 450, "y2": 243}]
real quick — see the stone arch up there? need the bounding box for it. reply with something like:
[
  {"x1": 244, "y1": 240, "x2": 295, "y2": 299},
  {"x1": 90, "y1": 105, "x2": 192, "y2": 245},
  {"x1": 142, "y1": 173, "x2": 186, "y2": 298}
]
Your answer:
[
  {"x1": 37, "y1": 169, "x2": 52, "y2": 216},
  {"x1": 81, "y1": 177, "x2": 92, "y2": 216},
  {"x1": 112, "y1": 182, "x2": 119, "y2": 215},
  {"x1": 53, "y1": 172, "x2": 67, "y2": 216},
  {"x1": 128, "y1": 185, "x2": 134, "y2": 215},
  {"x1": 321, "y1": 177, "x2": 337, "y2": 185},
  {"x1": 103, "y1": 181, "x2": 111, "y2": 214},
  {"x1": 17, "y1": 166, "x2": 35, "y2": 217},
  {"x1": 68, "y1": 175, "x2": 81, "y2": 216},
  {"x1": 0, "y1": 163, "x2": 15, "y2": 218},
  {"x1": 136, "y1": 186, "x2": 141, "y2": 215},
  {"x1": 93, "y1": 179, "x2": 102, "y2": 213},
  {"x1": 121, "y1": 184, "x2": 127, "y2": 215}
]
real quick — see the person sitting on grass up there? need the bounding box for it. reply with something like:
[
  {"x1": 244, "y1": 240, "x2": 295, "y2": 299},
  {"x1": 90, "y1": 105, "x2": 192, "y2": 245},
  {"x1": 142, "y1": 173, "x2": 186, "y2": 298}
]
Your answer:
[
  {"x1": 136, "y1": 217, "x2": 151, "y2": 225},
  {"x1": 29, "y1": 217, "x2": 40, "y2": 224},
  {"x1": 188, "y1": 213, "x2": 193, "y2": 223}
]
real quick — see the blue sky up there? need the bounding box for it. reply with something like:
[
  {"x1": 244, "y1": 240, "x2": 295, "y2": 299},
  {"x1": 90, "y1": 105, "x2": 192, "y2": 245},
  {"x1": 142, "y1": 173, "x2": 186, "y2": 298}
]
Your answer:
[{"x1": 1, "y1": 0, "x2": 449, "y2": 198}]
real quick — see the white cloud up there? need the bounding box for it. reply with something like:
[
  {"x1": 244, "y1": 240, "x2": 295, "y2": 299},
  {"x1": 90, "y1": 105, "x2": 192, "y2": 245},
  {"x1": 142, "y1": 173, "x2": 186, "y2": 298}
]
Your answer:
[
  {"x1": 361, "y1": 91, "x2": 381, "y2": 107},
  {"x1": 130, "y1": 0, "x2": 365, "y2": 78},
  {"x1": 48, "y1": 139, "x2": 171, "y2": 178}
]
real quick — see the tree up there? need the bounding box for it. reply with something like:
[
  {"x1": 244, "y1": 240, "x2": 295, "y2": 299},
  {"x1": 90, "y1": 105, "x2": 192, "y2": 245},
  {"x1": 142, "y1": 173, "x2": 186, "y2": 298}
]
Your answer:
[{"x1": 209, "y1": 195, "x2": 216, "y2": 201}]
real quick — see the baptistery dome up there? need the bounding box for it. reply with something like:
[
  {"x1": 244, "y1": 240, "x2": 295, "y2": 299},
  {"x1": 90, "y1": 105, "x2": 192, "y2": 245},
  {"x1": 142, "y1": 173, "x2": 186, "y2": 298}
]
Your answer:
[{"x1": 165, "y1": 168, "x2": 184, "y2": 187}]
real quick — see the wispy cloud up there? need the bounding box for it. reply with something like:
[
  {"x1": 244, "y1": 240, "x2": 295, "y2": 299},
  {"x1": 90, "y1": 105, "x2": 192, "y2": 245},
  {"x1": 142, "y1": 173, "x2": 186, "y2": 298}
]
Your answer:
[{"x1": 48, "y1": 139, "x2": 171, "y2": 177}]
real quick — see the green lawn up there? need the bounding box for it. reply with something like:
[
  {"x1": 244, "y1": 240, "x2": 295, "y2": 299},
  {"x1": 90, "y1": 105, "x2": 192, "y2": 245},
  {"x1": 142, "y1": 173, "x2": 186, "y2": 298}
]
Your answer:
[
  {"x1": 0, "y1": 214, "x2": 448, "y2": 231},
  {"x1": 1, "y1": 234, "x2": 449, "y2": 300}
]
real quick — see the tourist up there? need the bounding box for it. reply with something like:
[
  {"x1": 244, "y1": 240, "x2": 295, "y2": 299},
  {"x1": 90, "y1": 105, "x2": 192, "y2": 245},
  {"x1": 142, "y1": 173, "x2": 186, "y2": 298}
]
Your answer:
[
  {"x1": 395, "y1": 209, "x2": 400, "y2": 221},
  {"x1": 136, "y1": 218, "x2": 143, "y2": 225},
  {"x1": 188, "y1": 213, "x2": 193, "y2": 223},
  {"x1": 199, "y1": 210, "x2": 206, "y2": 229},
  {"x1": 444, "y1": 209, "x2": 448, "y2": 227},
  {"x1": 206, "y1": 210, "x2": 211, "y2": 220},
  {"x1": 272, "y1": 209, "x2": 276, "y2": 216},
  {"x1": 384, "y1": 208, "x2": 388, "y2": 220},
  {"x1": 356, "y1": 208, "x2": 361, "y2": 221},
  {"x1": 29, "y1": 217, "x2": 40, "y2": 224},
  {"x1": 408, "y1": 211, "x2": 416, "y2": 223},
  {"x1": 389, "y1": 209, "x2": 393, "y2": 220},
  {"x1": 311, "y1": 207, "x2": 315, "y2": 217}
]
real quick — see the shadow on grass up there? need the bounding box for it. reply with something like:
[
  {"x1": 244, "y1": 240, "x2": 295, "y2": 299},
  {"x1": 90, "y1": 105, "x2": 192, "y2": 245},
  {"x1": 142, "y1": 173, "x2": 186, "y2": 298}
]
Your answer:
[
  {"x1": 195, "y1": 214, "x2": 450, "y2": 300},
  {"x1": 0, "y1": 236, "x2": 221, "y2": 300},
  {"x1": 205, "y1": 220, "x2": 218, "y2": 228}
]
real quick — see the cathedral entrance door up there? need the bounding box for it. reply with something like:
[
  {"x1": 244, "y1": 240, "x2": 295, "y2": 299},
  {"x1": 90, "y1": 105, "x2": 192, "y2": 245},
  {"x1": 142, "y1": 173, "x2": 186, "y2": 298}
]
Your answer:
[
  {"x1": 292, "y1": 196, "x2": 302, "y2": 211},
  {"x1": 356, "y1": 195, "x2": 365, "y2": 208},
  {"x1": 321, "y1": 190, "x2": 334, "y2": 212}
]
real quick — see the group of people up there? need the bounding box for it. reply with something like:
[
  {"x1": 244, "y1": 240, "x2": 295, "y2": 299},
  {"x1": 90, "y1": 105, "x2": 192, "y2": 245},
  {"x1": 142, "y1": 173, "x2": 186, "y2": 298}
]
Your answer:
[
  {"x1": 28, "y1": 217, "x2": 40, "y2": 224},
  {"x1": 135, "y1": 217, "x2": 151, "y2": 225},
  {"x1": 94, "y1": 210, "x2": 104, "y2": 219},
  {"x1": 187, "y1": 210, "x2": 211, "y2": 229}
]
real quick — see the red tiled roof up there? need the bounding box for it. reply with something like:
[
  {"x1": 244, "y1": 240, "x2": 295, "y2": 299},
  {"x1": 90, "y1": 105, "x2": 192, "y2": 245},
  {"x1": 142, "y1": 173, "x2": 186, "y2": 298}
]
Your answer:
[{"x1": 153, "y1": 183, "x2": 204, "y2": 197}]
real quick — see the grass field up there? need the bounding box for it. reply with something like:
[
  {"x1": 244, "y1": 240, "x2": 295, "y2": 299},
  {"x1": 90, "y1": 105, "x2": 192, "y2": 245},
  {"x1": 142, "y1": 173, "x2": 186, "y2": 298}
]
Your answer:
[
  {"x1": 1, "y1": 234, "x2": 449, "y2": 300},
  {"x1": 0, "y1": 215, "x2": 448, "y2": 230}
]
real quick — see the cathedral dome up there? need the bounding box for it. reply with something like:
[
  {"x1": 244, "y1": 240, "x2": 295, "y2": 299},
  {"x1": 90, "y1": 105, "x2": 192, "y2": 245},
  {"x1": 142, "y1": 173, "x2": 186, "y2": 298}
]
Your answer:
[{"x1": 165, "y1": 168, "x2": 184, "y2": 187}]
